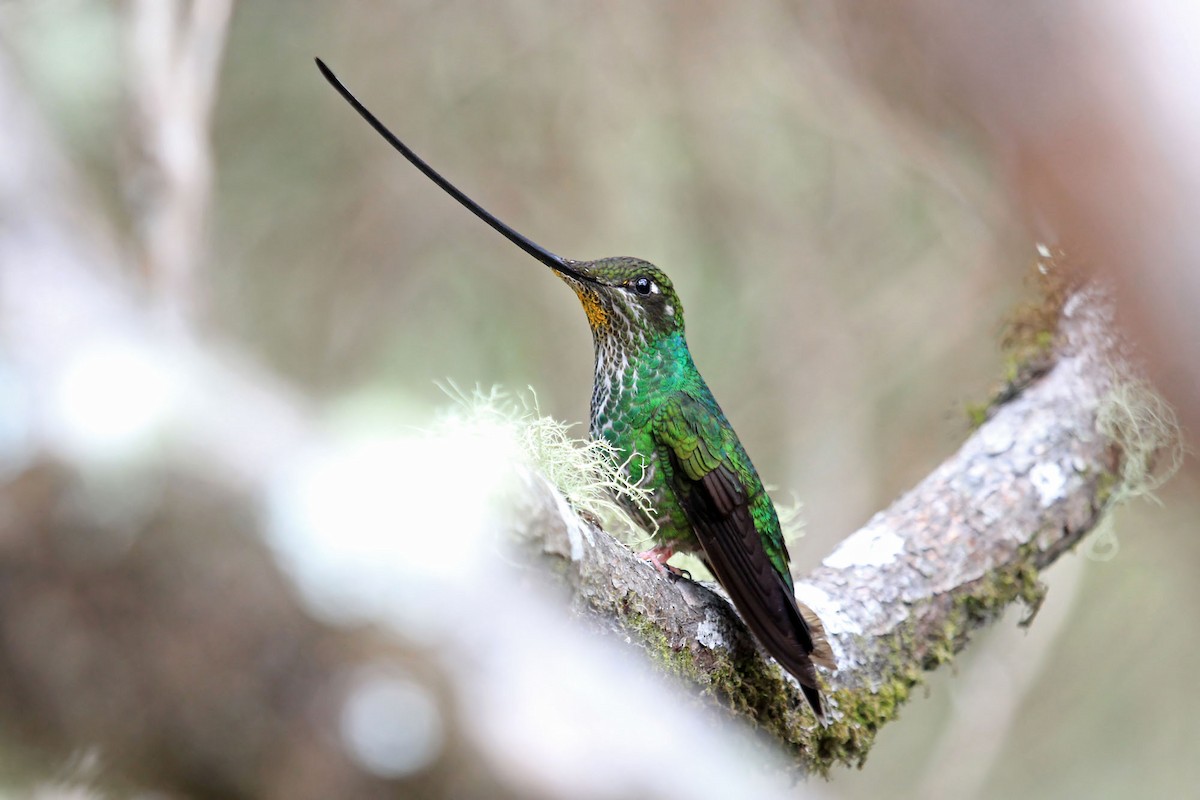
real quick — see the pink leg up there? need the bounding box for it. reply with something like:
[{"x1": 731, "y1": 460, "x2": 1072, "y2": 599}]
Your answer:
[{"x1": 636, "y1": 543, "x2": 676, "y2": 573}]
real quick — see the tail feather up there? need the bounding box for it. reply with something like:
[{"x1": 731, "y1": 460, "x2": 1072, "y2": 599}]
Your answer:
[
  {"x1": 798, "y1": 600, "x2": 836, "y2": 671},
  {"x1": 693, "y1": 520, "x2": 834, "y2": 721}
]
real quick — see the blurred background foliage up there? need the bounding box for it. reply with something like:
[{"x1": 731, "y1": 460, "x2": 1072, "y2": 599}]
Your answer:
[{"x1": 3, "y1": 1, "x2": 1196, "y2": 798}]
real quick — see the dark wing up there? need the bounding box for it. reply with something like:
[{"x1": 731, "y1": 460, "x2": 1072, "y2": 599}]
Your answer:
[{"x1": 653, "y1": 394, "x2": 834, "y2": 720}]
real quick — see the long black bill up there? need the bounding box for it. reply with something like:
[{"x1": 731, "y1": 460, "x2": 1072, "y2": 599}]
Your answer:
[{"x1": 315, "y1": 58, "x2": 586, "y2": 281}]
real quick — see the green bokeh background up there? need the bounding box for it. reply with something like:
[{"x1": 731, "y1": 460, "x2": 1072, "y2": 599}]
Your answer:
[{"x1": 8, "y1": 2, "x2": 1197, "y2": 797}]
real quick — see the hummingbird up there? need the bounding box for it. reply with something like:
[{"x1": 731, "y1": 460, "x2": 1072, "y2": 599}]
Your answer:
[{"x1": 316, "y1": 59, "x2": 836, "y2": 719}]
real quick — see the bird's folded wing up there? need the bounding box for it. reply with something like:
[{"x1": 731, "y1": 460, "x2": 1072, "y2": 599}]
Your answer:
[{"x1": 651, "y1": 396, "x2": 835, "y2": 710}]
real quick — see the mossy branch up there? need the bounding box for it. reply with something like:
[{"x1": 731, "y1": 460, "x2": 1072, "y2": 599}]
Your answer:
[{"x1": 514, "y1": 282, "x2": 1170, "y2": 774}]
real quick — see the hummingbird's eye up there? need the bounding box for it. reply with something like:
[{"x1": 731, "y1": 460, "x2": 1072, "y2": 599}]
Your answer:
[{"x1": 632, "y1": 276, "x2": 655, "y2": 296}]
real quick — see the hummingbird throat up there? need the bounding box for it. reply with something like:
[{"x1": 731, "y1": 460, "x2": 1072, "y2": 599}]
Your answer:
[{"x1": 576, "y1": 289, "x2": 611, "y2": 330}]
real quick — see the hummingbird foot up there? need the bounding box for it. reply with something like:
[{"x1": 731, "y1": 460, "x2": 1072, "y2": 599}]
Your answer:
[{"x1": 636, "y1": 544, "x2": 677, "y2": 574}]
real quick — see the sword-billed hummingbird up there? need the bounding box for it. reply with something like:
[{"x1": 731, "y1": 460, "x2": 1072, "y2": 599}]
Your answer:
[{"x1": 316, "y1": 59, "x2": 835, "y2": 720}]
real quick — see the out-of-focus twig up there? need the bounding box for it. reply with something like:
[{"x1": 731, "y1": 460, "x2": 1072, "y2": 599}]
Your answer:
[{"x1": 125, "y1": 0, "x2": 234, "y2": 328}]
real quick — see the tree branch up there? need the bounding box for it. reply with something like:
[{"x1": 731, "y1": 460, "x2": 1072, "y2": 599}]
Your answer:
[{"x1": 523, "y1": 282, "x2": 1126, "y2": 773}]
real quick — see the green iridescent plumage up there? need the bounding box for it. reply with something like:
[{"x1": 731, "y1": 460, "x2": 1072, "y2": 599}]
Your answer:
[
  {"x1": 557, "y1": 258, "x2": 835, "y2": 719},
  {"x1": 567, "y1": 260, "x2": 789, "y2": 569},
  {"x1": 317, "y1": 60, "x2": 836, "y2": 720}
]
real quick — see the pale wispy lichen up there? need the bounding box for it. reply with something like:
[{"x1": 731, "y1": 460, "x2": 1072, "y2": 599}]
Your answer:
[
  {"x1": 436, "y1": 383, "x2": 657, "y2": 542},
  {"x1": 1086, "y1": 373, "x2": 1184, "y2": 561},
  {"x1": 1096, "y1": 375, "x2": 1184, "y2": 505}
]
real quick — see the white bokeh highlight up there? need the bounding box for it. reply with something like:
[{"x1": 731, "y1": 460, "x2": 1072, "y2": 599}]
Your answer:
[
  {"x1": 264, "y1": 412, "x2": 520, "y2": 641},
  {"x1": 340, "y1": 665, "x2": 445, "y2": 779},
  {"x1": 47, "y1": 337, "x2": 181, "y2": 464}
]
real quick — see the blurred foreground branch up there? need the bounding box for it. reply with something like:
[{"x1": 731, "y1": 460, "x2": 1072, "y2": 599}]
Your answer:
[
  {"x1": 0, "y1": 44, "x2": 1169, "y2": 798},
  {"x1": 0, "y1": 50, "x2": 801, "y2": 800}
]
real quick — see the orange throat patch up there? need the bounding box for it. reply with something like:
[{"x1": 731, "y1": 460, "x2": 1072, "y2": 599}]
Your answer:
[{"x1": 578, "y1": 290, "x2": 609, "y2": 329}]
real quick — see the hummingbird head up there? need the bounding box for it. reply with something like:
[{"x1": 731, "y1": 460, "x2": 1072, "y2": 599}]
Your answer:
[
  {"x1": 551, "y1": 257, "x2": 685, "y2": 346},
  {"x1": 316, "y1": 60, "x2": 686, "y2": 350}
]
